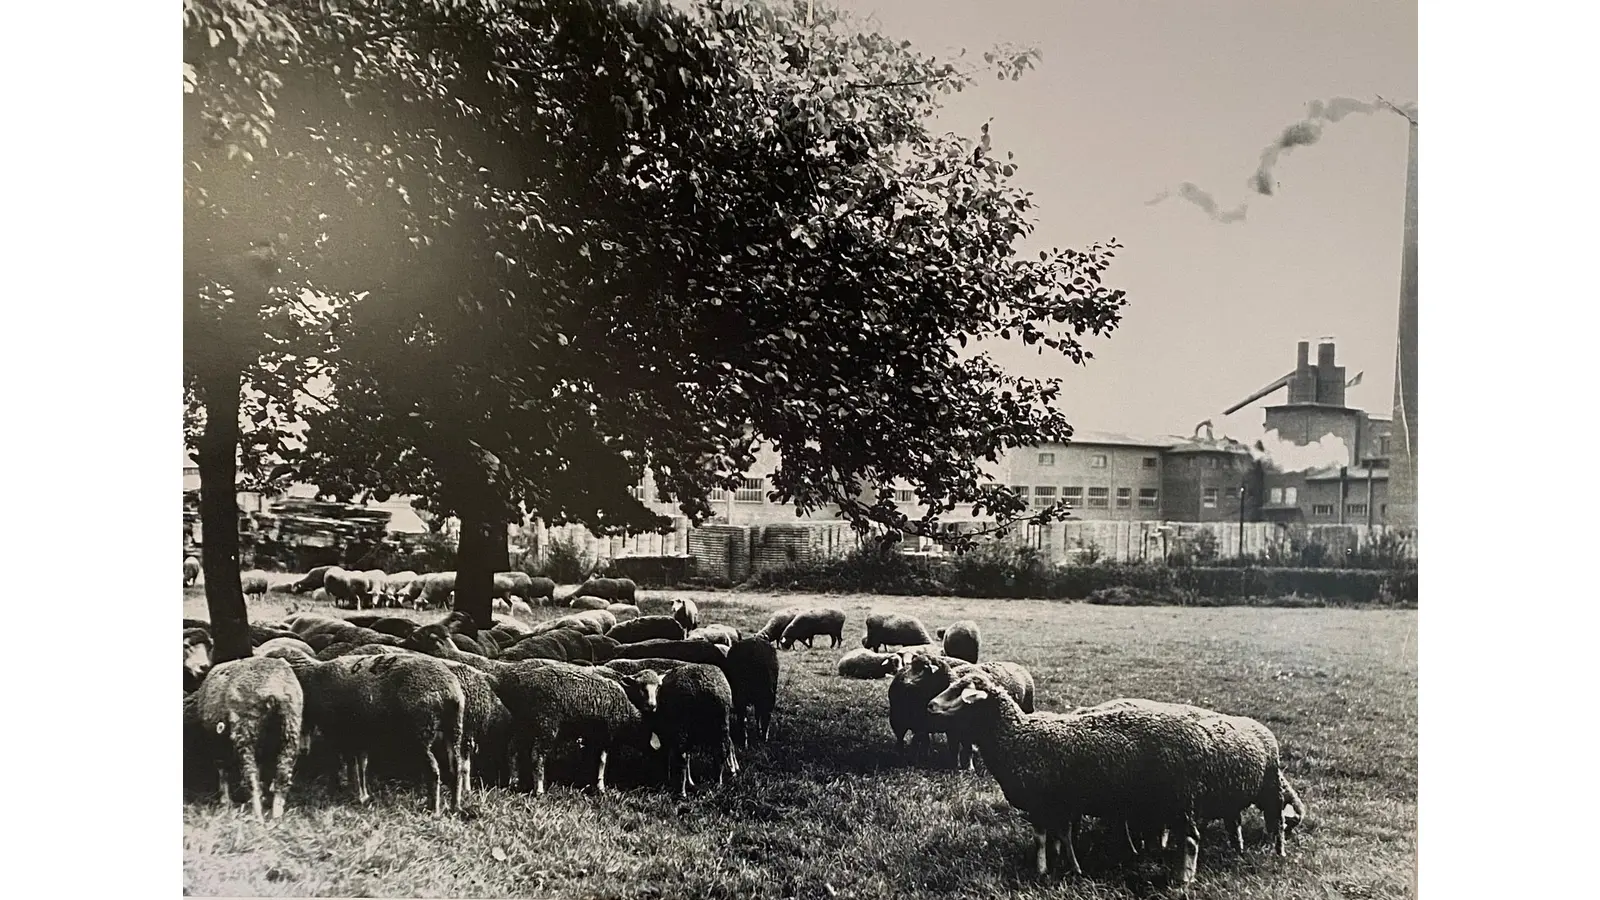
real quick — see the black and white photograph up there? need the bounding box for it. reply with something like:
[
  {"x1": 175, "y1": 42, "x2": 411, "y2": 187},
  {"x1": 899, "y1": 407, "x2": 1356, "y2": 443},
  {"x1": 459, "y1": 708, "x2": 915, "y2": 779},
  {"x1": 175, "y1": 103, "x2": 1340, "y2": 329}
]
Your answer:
[
  {"x1": 172, "y1": 1, "x2": 1426, "y2": 896},
  {"x1": 40, "y1": 0, "x2": 1600, "y2": 897}
]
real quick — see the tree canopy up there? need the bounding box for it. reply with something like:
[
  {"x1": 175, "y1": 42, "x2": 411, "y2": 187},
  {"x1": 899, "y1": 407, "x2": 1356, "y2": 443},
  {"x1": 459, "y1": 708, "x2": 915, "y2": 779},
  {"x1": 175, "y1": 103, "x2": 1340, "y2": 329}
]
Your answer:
[{"x1": 184, "y1": 0, "x2": 1129, "y2": 644}]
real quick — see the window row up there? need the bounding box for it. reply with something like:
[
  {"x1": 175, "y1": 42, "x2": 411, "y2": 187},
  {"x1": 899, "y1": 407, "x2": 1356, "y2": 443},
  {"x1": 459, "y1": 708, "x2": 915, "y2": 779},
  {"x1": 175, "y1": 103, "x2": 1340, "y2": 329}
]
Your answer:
[
  {"x1": 1013, "y1": 485, "x2": 1158, "y2": 510},
  {"x1": 1035, "y1": 452, "x2": 1161, "y2": 469}
]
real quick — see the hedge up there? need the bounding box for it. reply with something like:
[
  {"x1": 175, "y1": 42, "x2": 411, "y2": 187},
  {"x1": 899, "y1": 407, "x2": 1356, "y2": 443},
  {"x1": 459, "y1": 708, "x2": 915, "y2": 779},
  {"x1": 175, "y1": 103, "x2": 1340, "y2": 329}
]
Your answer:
[{"x1": 750, "y1": 549, "x2": 1415, "y2": 606}]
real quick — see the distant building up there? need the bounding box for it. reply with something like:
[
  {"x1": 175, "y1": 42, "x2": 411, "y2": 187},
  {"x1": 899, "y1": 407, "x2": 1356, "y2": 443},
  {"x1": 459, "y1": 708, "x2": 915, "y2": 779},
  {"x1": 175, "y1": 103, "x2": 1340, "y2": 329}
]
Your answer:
[
  {"x1": 1159, "y1": 428, "x2": 1262, "y2": 523},
  {"x1": 1001, "y1": 430, "x2": 1173, "y2": 522}
]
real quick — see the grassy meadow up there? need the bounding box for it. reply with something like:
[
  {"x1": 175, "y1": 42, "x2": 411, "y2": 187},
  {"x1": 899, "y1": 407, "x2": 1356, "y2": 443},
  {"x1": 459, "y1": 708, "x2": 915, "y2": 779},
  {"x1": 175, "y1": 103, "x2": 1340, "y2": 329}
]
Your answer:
[{"x1": 181, "y1": 581, "x2": 1417, "y2": 899}]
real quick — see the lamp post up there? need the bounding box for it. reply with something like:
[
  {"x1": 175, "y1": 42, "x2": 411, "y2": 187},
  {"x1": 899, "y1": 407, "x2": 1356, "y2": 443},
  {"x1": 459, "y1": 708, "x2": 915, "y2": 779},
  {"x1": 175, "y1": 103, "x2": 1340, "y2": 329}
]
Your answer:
[{"x1": 1238, "y1": 483, "x2": 1247, "y2": 559}]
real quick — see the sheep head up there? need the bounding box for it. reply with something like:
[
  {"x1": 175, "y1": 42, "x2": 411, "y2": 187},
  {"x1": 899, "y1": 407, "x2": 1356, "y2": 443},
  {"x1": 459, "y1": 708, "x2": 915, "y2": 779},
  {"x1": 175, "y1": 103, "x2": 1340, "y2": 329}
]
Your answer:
[
  {"x1": 927, "y1": 672, "x2": 1002, "y2": 720},
  {"x1": 622, "y1": 669, "x2": 663, "y2": 714},
  {"x1": 182, "y1": 629, "x2": 213, "y2": 685}
]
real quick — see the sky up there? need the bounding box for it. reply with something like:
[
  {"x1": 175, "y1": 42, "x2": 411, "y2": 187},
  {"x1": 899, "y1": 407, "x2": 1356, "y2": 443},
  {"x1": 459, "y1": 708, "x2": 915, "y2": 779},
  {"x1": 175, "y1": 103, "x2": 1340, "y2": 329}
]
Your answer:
[{"x1": 829, "y1": 0, "x2": 1417, "y2": 440}]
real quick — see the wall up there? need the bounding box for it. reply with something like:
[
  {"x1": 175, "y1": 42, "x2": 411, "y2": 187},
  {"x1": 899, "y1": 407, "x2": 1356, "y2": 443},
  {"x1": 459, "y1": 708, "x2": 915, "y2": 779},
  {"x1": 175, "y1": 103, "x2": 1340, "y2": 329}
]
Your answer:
[
  {"x1": 1263, "y1": 404, "x2": 1364, "y2": 462},
  {"x1": 994, "y1": 519, "x2": 1414, "y2": 564},
  {"x1": 1160, "y1": 451, "x2": 1258, "y2": 522},
  {"x1": 1003, "y1": 441, "x2": 1166, "y2": 522}
]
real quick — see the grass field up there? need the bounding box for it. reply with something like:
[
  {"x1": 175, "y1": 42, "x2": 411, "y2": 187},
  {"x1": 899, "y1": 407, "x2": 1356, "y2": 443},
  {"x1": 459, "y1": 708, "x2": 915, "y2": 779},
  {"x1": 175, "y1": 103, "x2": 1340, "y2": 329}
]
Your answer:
[{"x1": 181, "y1": 583, "x2": 1417, "y2": 899}]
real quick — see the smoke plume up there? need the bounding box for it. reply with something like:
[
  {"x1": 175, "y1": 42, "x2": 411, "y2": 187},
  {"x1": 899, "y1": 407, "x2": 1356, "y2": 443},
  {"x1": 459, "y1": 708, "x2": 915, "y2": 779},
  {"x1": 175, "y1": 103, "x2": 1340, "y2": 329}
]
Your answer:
[
  {"x1": 1149, "y1": 95, "x2": 1417, "y2": 222},
  {"x1": 1254, "y1": 428, "x2": 1351, "y2": 474}
]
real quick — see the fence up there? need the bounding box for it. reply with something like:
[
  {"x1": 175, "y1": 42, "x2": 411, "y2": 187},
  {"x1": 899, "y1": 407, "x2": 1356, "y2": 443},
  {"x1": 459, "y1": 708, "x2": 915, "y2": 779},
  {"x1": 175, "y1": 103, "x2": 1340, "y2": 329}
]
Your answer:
[
  {"x1": 995, "y1": 520, "x2": 1415, "y2": 564},
  {"x1": 520, "y1": 517, "x2": 863, "y2": 584}
]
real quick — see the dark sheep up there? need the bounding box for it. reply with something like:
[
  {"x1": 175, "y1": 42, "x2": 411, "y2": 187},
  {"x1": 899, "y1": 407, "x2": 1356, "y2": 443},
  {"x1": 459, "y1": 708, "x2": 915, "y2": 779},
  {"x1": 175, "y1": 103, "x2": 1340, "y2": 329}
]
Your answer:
[
  {"x1": 582, "y1": 633, "x2": 623, "y2": 662},
  {"x1": 937, "y1": 620, "x2": 981, "y2": 664},
  {"x1": 610, "y1": 639, "x2": 728, "y2": 666},
  {"x1": 671, "y1": 597, "x2": 700, "y2": 633},
  {"x1": 652, "y1": 663, "x2": 739, "y2": 797},
  {"x1": 183, "y1": 555, "x2": 201, "y2": 587},
  {"x1": 778, "y1": 607, "x2": 846, "y2": 650},
  {"x1": 493, "y1": 660, "x2": 662, "y2": 795},
  {"x1": 754, "y1": 607, "x2": 802, "y2": 644},
  {"x1": 240, "y1": 570, "x2": 270, "y2": 602},
  {"x1": 183, "y1": 618, "x2": 212, "y2": 632},
  {"x1": 608, "y1": 615, "x2": 687, "y2": 645},
  {"x1": 191, "y1": 656, "x2": 304, "y2": 821},
  {"x1": 723, "y1": 637, "x2": 780, "y2": 747},
  {"x1": 571, "y1": 577, "x2": 638, "y2": 603},
  {"x1": 435, "y1": 658, "x2": 515, "y2": 793},
  {"x1": 287, "y1": 565, "x2": 333, "y2": 593},
  {"x1": 184, "y1": 627, "x2": 214, "y2": 694},
  {"x1": 527, "y1": 576, "x2": 557, "y2": 603},
  {"x1": 495, "y1": 628, "x2": 595, "y2": 663},
  {"x1": 862, "y1": 613, "x2": 934, "y2": 652},
  {"x1": 568, "y1": 595, "x2": 611, "y2": 611},
  {"x1": 269, "y1": 649, "x2": 467, "y2": 815},
  {"x1": 494, "y1": 571, "x2": 534, "y2": 602},
  {"x1": 249, "y1": 623, "x2": 301, "y2": 647}
]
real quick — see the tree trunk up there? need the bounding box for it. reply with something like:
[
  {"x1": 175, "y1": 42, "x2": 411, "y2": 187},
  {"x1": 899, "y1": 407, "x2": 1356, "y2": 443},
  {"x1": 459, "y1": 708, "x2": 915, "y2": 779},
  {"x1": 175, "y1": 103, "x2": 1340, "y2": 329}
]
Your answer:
[
  {"x1": 454, "y1": 508, "x2": 500, "y2": 631},
  {"x1": 198, "y1": 364, "x2": 252, "y2": 664}
]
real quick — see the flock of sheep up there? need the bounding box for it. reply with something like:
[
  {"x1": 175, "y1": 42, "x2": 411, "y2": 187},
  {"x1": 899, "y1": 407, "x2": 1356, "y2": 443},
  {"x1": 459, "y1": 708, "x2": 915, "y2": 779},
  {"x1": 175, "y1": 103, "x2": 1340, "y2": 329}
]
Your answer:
[{"x1": 181, "y1": 567, "x2": 1308, "y2": 886}]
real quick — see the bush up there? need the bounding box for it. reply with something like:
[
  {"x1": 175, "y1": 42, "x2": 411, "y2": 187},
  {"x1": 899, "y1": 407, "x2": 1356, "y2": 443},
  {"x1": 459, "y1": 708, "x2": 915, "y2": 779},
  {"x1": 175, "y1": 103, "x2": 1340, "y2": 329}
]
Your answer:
[
  {"x1": 526, "y1": 535, "x2": 596, "y2": 584},
  {"x1": 751, "y1": 547, "x2": 949, "y2": 596},
  {"x1": 606, "y1": 556, "x2": 694, "y2": 588}
]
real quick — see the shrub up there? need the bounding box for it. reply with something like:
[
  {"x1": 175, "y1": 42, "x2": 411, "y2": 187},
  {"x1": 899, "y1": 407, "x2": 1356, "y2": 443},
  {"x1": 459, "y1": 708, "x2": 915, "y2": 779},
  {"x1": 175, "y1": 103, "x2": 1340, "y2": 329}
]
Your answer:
[
  {"x1": 607, "y1": 556, "x2": 694, "y2": 587},
  {"x1": 526, "y1": 535, "x2": 596, "y2": 584}
]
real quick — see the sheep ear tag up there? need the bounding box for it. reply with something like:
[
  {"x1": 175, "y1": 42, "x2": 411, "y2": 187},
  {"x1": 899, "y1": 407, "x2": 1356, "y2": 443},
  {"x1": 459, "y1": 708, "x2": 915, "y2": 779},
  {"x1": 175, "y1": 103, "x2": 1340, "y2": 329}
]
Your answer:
[
  {"x1": 960, "y1": 687, "x2": 988, "y2": 704},
  {"x1": 650, "y1": 733, "x2": 662, "y2": 750}
]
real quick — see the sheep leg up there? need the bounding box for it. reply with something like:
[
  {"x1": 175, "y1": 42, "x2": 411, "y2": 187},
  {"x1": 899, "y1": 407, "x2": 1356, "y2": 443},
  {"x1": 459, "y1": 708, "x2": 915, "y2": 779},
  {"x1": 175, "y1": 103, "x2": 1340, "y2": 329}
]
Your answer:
[
  {"x1": 272, "y1": 708, "x2": 299, "y2": 821},
  {"x1": 216, "y1": 764, "x2": 232, "y2": 810},
  {"x1": 595, "y1": 749, "x2": 609, "y2": 794},
  {"x1": 1034, "y1": 827, "x2": 1049, "y2": 876},
  {"x1": 1172, "y1": 820, "x2": 1201, "y2": 886},
  {"x1": 422, "y1": 739, "x2": 444, "y2": 815},
  {"x1": 677, "y1": 751, "x2": 690, "y2": 798},
  {"x1": 1123, "y1": 821, "x2": 1141, "y2": 858},
  {"x1": 233, "y1": 738, "x2": 264, "y2": 823},
  {"x1": 356, "y1": 752, "x2": 371, "y2": 805},
  {"x1": 1264, "y1": 790, "x2": 1287, "y2": 857},
  {"x1": 1226, "y1": 813, "x2": 1245, "y2": 854},
  {"x1": 1061, "y1": 817, "x2": 1083, "y2": 876},
  {"x1": 530, "y1": 752, "x2": 547, "y2": 796}
]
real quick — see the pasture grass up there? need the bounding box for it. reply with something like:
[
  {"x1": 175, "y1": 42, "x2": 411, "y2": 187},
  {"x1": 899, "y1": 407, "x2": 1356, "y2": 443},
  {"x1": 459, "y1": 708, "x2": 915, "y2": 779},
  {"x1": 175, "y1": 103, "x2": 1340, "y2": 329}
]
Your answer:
[{"x1": 182, "y1": 584, "x2": 1416, "y2": 899}]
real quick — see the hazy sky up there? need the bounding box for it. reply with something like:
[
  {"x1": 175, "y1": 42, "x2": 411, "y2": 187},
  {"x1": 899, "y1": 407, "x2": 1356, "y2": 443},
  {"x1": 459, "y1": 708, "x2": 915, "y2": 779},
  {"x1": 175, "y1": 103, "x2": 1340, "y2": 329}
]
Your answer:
[{"x1": 831, "y1": 0, "x2": 1417, "y2": 439}]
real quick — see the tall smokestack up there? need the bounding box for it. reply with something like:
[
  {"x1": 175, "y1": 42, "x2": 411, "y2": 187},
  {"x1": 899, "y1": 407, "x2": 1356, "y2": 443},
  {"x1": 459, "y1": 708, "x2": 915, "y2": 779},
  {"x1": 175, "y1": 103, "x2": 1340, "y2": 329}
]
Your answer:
[
  {"x1": 1297, "y1": 341, "x2": 1310, "y2": 369},
  {"x1": 1388, "y1": 121, "x2": 1419, "y2": 534}
]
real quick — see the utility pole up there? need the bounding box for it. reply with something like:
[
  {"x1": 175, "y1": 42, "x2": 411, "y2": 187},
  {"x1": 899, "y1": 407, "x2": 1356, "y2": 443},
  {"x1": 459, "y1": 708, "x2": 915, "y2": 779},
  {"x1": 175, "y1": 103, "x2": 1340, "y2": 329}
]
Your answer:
[{"x1": 1238, "y1": 484, "x2": 1247, "y2": 559}]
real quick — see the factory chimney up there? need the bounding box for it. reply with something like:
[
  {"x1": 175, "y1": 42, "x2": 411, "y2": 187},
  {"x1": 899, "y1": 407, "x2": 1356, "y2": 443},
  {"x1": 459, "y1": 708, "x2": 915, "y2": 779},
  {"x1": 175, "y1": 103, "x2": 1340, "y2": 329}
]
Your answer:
[{"x1": 1387, "y1": 120, "x2": 1419, "y2": 533}]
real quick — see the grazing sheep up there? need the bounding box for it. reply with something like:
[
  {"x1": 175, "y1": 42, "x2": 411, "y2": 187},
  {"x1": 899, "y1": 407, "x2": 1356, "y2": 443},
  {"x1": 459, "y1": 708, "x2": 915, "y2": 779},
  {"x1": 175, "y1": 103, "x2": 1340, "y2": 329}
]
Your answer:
[
  {"x1": 494, "y1": 628, "x2": 597, "y2": 664},
  {"x1": 652, "y1": 663, "x2": 739, "y2": 797},
  {"x1": 287, "y1": 566, "x2": 333, "y2": 594},
  {"x1": 862, "y1": 612, "x2": 933, "y2": 652},
  {"x1": 754, "y1": 607, "x2": 802, "y2": 644},
  {"x1": 837, "y1": 648, "x2": 904, "y2": 680},
  {"x1": 937, "y1": 621, "x2": 981, "y2": 664},
  {"x1": 323, "y1": 568, "x2": 372, "y2": 610},
  {"x1": 688, "y1": 624, "x2": 740, "y2": 648},
  {"x1": 608, "y1": 615, "x2": 687, "y2": 645},
  {"x1": 184, "y1": 628, "x2": 214, "y2": 694},
  {"x1": 494, "y1": 571, "x2": 534, "y2": 602},
  {"x1": 888, "y1": 652, "x2": 1034, "y2": 766},
  {"x1": 381, "y1": 571, "x2": 420, "y2": 605},
  {"x1": 183, "y1": 555, "x2": 201, "y2": 587},
  {"x1": 529, "y1": 609, "x2": 616, "y2": 637},
  {"x1": 270, "y1": 649, "x2": 467, "y2": 815},
  {"x1": 408, "y1": 572, "x2": 458, "y2": 610},
  {"x1": 926, "y1": 671, "x2": 1215, "y2": 884},
  {"x1": 509, "y1": 598, "x2": 536, "y2": 619},
  {"x1": 778, "y1": 607, "x2": 846, "y2": 650},
  {"x1": 192, "y1": 656, "x2": 304, "y2": 822},
  {"x1": 610, "y1": 639, "x2": 727, "y2": 666},
  {"x1": 723, "y1": 637, "x2": 779, "y2": 747},
  {"x1": 435, "y1": 658, "x2": 515, "y2": 793},
  {"x1": 671, "y1": 598, "x2": 700, "y2": 633},
  {"x1": 567, "y1": 595, "x2": 611, "y2": 611},
  {"x1": 254, "y1": 637, "x2": 316, "y2": 658},
  {"x1": 526, "y1": 576, "x2": 557, "y2": 604},
  {"x1": 240, "y1": 570, "x2": 270, "y2": 602},
  {"x1": 310, "y1": 587, "x2": 332, "y2": 605},
  {"x1": 359, "y1": 570, "x2": 388, "y2": 605},
  {"x1": 571, "y1": 576, "x2": 638, "y2": 603},
  {"x1": 892, "y1": 644, "x2": 942, "y2": 667},
  {"x1": 606, "y1": 603, "x2": 642, "y2": 622},
  {"x1": 494, "y1": 660, "x2": 662, "y2": 795}
]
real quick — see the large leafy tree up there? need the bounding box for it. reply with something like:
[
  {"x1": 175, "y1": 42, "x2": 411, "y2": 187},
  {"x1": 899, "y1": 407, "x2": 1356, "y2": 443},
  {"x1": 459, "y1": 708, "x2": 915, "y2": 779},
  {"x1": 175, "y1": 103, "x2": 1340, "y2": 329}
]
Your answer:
[{"x1": 186, "y1": 0, "x2": 1130, "y2": 639}]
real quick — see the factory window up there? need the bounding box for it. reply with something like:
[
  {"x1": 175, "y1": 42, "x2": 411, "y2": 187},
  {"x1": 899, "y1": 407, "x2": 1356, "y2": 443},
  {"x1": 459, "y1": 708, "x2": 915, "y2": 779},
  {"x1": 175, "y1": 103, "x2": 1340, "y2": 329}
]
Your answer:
[
  {"x1": 1312, "y1": 504, "x2": 1335, "y2": 516},
  {"x1": 1269, "y1": 487, "x2": 1284, "y2": 505},
  {"x1": 1090, "y1": 454, "x2": 1107, "y2": 468},
  {"x1": 895, "y1": 489, "x2": 916, "y2": 503},
  {"x1": 1345, "y1": 503, "x2": 1368, "y2": 517},
  {"x1": 1087, "y1": 487, "x2": 1109, "y2": 509},
  {"x1": 1115, "y1": 488, "x2": 1131, "y2": 509},
  {"x1": 1062, "y1": 487, "x2": 1083, "y2": 508},
  {"x1": 1284, "y1": 487, "x2": 1298, "y2": 505},
  {"x1": 1011, "y1": 485, "x2": 1030, "y2": 503},
  {"x1": 735, "y1": 477, "x2": 766, "y2": 503},
  {"x1": 1142, "y1": 456, "x2": 1158, "y2": 469},
  {"x1": 1380, "y1": 436, "x2": 1392, "y2": 455},
  {"x1": 1202, "y1": 488, "x2": 1218, "y2": 509},
  {"x1": 1037, "y1": 452, "x2": 1056, "y2": 466},
  {"x1": 1208, "y1": 457, "x2": 1221, "y2": 469},
  {"x1": 1032, "y1": 486, "x2": 1058, "y2": 509},
  {"x1": 1138, "y1": 488, "x2": 1158, "y2": 509},
  {"x1": 1381, "y1": 503, "x2": 1387, "y2": 517}
]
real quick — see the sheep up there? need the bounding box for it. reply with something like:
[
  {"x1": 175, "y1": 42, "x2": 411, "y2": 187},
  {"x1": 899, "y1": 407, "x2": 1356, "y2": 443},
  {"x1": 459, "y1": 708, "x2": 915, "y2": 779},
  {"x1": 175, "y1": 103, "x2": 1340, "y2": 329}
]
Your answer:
[
  {"x1": 892, "y1": 644, "x2": 942, "y2": 668},
  {"x1": 651, "y1": 663, "x2": 739, "y2": 797},
  {"x1": 606, "y1": 603, "x2": 642, "y2": 622},
  {"x1": 671, "y1": 597, "x2": 700, "y2": 633},
  {"x1": 570, "y1": 576, "x2": 638, "y2": 603},
  {"x1": 268, "y1": 648, "x2": 467, "y2": 814},
  {"x1": 888, "y1": 652, "x2": 1033, "y2": 766},
  {"x1": 604, "y1": 658, "x2": 692, "y2": 677},
  {"x1": 526, "y1": 576, "x2": 557, "y2": 604},
  {"x1": 359, "y1": 570, "x2": 388, "y2": 606},
  {"x1": 254, "y1": 637, "x2": 316, "y2": 658},
  {"x1": 408, "y1": 572, "x2": 458, "y2": 610},
  {"x1": 248, "y1": 622, "x2": 301, "y2": 646},
  {"x1": 494, "y1": 571, "x2": 534, "y2": 602},
  {"x1": 240, "y1": 570, "x2": 270, "y2": 602},
  {"x1": 723, "y1": 637, "x2": 779, "y2": 748},
  {"x1": 837, "y1": 648, "x2": 904, "y2": 680},
  {"x1": 323, "y1": 568, "x2": 372, "y2": 610},
  {"x1": 608, "y1": 615, "x2": 687, "y2": 644},
  {"x1": 492, "y1": 597, "x2": 512, "y2": 616},
  {"x1": 926, "y1": 671, "x2": 1216, "y2": 884},
  {"x1": 184, "y1": 627, "x2": 214, "y2": 694},
  {"x1": 434, "y1": 658, "x2": 515, "y2": 793},
  {"x1": 567, "y1": 595, "x2": 611, "y2": 611},
  {"x1": 287, "y1": 565, "x2": 333, "y2": 594},
  {"x1": 381, "y1": 571, "x2": 420, "y2": 605},
  {"x1": 610, "y1": 639, "x2": 728, "y2": 666},
  {"x1": 183, "y1": 555, "x2": 201, "y2": 587},
  {"x1": 529, "y1": 609, "x2": 615, "y2": 637},
  {"x1": 191, "y1": 656, "x2": 304, "y2": 822},
  {"x1": 862, "y1": 612, "x2": 933, "y2": 652},
  {"x1": 310, "y1": 587, "x2": 332, "y2": 606},
  {"x1": 778, "y1": 607, "x2": 847, "y2": 650},
  {"x1": 487, "y1": 619, "x2": 535, "y2": 642},
  {"x1": 1071, "y1": 698, "x2": 1298, "y2": 859},
  {"x1": 509, "y1": 598, "x2": 536, "y2": 619},
  {"x1": 937, "y1": 620, "x2": 981, "y2": 664},
  {"x1": 492, "y1": 660, "x2": 662, "y2": 795},
  {"x1": 754, "y1": 607, "x2": 802, "y2": 644},
  {"x1": 493, "y1": 629, "x2": 593, "y2": 664},
  {"x1": 687, "y1": 624, "x2": 740, "y2": 648}
]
